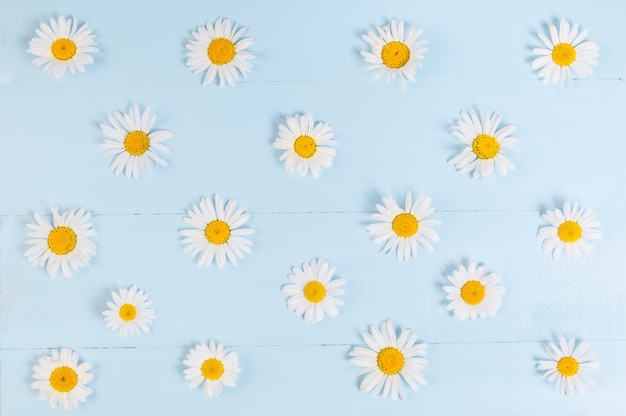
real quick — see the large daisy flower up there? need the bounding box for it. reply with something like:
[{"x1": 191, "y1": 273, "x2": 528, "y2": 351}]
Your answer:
[
  {"x1": 183, "y1": 341, "x2": 240, "y2": 398},
  {"x1": 100, "y1": 104, "x2": 175, "y2": 179},
  {"x1": 180, "y1": 195, "x2": 254, "y2": 268},
  {"x1": 273, "y1": 113, "x2": 337, "y2": 178},
  {"x1": 531, "y1": 20, "x2": 599, "y2": 87},
  {"x1": 361, "y1": 19, "x2": 428, "y2": 89},
  {"x1": 27, "y1": 16, "x2": 98, "y2": 79},
  {"x1": 537, "y1": 202, "x2": 602, "y2": 261},
  {"x1": 103, "y1": 285, "x2": 156, "y2": 336},
  {"x1": 442, "y1": 262, "x2": 505, "y2": 321},
  {"x1": 349, "y1": 320, "x2": 428, "y2": 401},
  {"x1": 31, "y1": 348, "x2": 94, "y2": 410},
  {"x1": 537, "y1": 336, "x2": 599, "y2": 396},
  {"x1": 281, "y1": 259, "x2": 345, "y2": 323},
  {"x1": 24, "y1": 207, "x2": 97, "y2": 278},
  {"x1": 449, "y1": 110, "x2": 521, "y2": 179},
  {"x1": 185, "y1": 17, "x2": 255, "y2": 87},
  {"x1": 366, "y1": 191, "x2": 440, "y2": 262}
]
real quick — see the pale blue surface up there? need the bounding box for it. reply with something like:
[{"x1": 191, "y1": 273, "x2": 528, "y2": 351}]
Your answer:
[{"x1": 1, "y1": 0, "x2": 626, "y2": 415}]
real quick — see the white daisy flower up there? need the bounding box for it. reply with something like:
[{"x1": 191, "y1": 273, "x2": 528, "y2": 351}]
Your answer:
[
  {"x1": 449, "y1": 110, "x2": 521, "y2": 179},
  {"x1": 361, "y1": 19, "x2": 428, "y2": 89},
  {"x1": 100, "y1": 104, "x2": 175, "y2": 179},
  {"x1": 442, "y1": 262, "x2": 505, "y2": 321},
  {"x1": 27, "y1": 16, "x2": 98, "y2": 79},
  {"x1": 349, "y1": 320, "x2": 428, "y2": 401},
  {"x1": 185, "y1": 17, "x2": 255, "y2": 87},
  {"x1": 180, "y1": 195, "x2": 254, "y2": 268},
  {"x1": 273, "y1": 113, "x2": 337, "y2": 178},
  {"x1": 103, "y1": 285, "x2": 156, "y2": 336},
  {"x1": 531, "y1": 20, "x2": 599, "y2": 87},
  {"x1": 31, "y1": 348, "x2": 94, "y2": 410},
  {"x1": 281, "y1": 259, "x2": 345, "y2": 323},
  {"x1": 366, "y1": 191, "x2": 440, "y2": 262},
  {"x1": 537, "y1": 336, "x2": 599, "y2": 396},
  {"x1": 24, "y1": 207, "x2": 97, "y2": 278},
  {"x1": 537, "y1": 202, "x2": 602, "y2": 261},
  {"x1": 183, "y1": 341, "x2": 240, "y2": 397}
]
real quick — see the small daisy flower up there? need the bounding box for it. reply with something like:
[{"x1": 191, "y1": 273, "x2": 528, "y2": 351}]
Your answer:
[
  {"x1": 27, "y1": 16, "x2": 98, "y2": 79},
  {"x1": 183, "y1": 341, "x2": 241, "y2": 397},
  {"x1": 537, "y1": 202, "x2": 602, "y2": 261},
  {"x1": 361, "y1": 19, "x2": 428, "y2": 89},
  {"x1": 24, "y1": 207, "x2": 97, "y2": 278},
  {"x1": 349, "y1": 320, "x2": 428, "y2": 401},
  {"x1": 185, "y1": 17, "x2": 255, "y2": 87},
  {"x1": 103, "y1": 285, "x2": 155, "y2": 336},
  {"x1": 442, "y1": 262, "x2": 505, "y2": 321},
  {"x1": 366, "y1": 191, "x2": 440, "y2": 262},
  {"x1": 537, "y1": 336, "x2": 599, "y2": 396},
  {"x1": 273, "y1": 113, "x2": 337, "y2": 178},
  {"x1": 281, "y1": 259, "x2": 345, "y2": 323},
  {"x1": 31, "y1": 348, "x2": 94, "y2": 410},
  {"x1": 180, "y1": 195, "x2": 254, "y2": 268},
  {"x1": 449, "y1": 110, "x2": 521, "y2": 179},
  {"x1": 531, "y1": 20, "x2": 599, "y2": 87},
  {"x1": 100, "y1": 104, "x2": 175, "y2": 179}
]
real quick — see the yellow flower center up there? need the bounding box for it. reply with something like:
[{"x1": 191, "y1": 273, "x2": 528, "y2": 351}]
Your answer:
[
  {"x1": 552, "y1": 43, "x2": 577, "y2": 67},
  {"x1": 208, "y1": 38, "x2": 236, "y2": 65},
  {"x1": 119, "y1": 303, "x2": 137, "y2": 322},
  {"x1": 557, "y1": 220, "x2": 583, "y2": 243},
  {"x1": 201, "y1": 358, "x2": 224, "y2": 381},
  {"x1": 303, "y1": 280, "x2": 326, "y2": 303},
  {"x1": 472, "y1": 134, "x2": 500, "y2": 160},
  {"x1": 205, "y1": 220, "x2": 231, "y2": 245},
  {"x1": 392, "y1": 213, "x2": 419, "y2": 238},
  {"x1": 377, "y1": 347, "x2": 405, "y2": 375},
  {"x1": 124, "y1": 131, "x2": 150, "y2": 156},
  {"x1": 51, "y1": 38, "x2": 77, "y2": 61},
  {"x1": 381, "y1": 41, "x2": 410, "y2": 69},
  {"x1": 557, "y1": 356, "x2": 579, "y2": 377},
  {"x1": 47, "y1": 226, "x2": 77, "y2": 255},
  {"x1": 293, "y1": 135, "x2": 317, "y2": 158},
  {"x1": 460, "y1": 280, "x2": 486, "y2": 305},
  {"x1": 50, "y1": 366, "x2": 78, "y2": 393}
]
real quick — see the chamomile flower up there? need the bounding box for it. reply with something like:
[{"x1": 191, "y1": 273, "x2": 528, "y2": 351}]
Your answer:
[
  {"x1": 531, "y1": 20, "x2": 599, "y2": 87},
  {"x1": 24, "y1": 207, "x2": 97, "y2": 278},
  {"x1": 31, "y1": 348, "x2": 94, "y2": 410},
  {"x1": 185, "y1": 17, "x2": 255, "y2": 87},
  {"x1": 449, "y1": 110, "x2": 521, "y2": 179},
  {"x1": 103, "y1": 285, "x2": 155, "y2": 336},
  {"x1": 100, "y1": 104, "x2": 175, "y2": 179},
  {"x1": 27, "y1": 16, "x2": 98, "y2": 79},
  {"x1": 361, "y1": 19, "x2": 428, "y2": 89},
  {"x1": 349, "y1": 320, "x2": 428, "y2": 401},
  {"x1": 537, "y1": 336, "x2": 599, "y2": 396},
  {"x1": 281, "y1": 259, "x2": 345, "y2": 323},
  {"x1": 183, "y1": 341, "x2": 240, "y2": 397},
  {"x1": 537, "y1": 202, "x2": 601, "y2": 261},
  {"x1": 442, "y1": 262, "x2": 505, "y2": 321},
  {"x1": 273, "y1": 113, "x2": 337, "y2": 178},
  {"x1": 366, "y1": 191, "x2": 440, "y2": 262},
  {"x1": 180, "y1": 195, "x2": 254, "y2": 268}
]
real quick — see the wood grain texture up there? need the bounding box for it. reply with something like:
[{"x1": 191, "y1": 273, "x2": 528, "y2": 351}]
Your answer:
[{"x1": 1, "y1": 0, "x2": 625, "y2": 414}]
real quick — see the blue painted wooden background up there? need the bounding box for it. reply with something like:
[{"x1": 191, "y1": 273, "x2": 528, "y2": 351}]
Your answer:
[{"x1": 1, "y1": 0, "x2": 625, "y2": 414}]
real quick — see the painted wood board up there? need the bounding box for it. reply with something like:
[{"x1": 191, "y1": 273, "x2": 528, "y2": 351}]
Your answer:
[{"x1": 1, "y1": 0, "x2": 625, "y2": 414}]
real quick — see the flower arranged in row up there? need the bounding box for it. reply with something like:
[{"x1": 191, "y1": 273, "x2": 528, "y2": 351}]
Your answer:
[
  {"x1": 27, "y1": 17, "x2": 598, "y2": 88},
  {"x1": 98, "y1": 105, "x2": 524, "y2": 181},
  {"x1": 24, "y1": 196, "x2": 602, "y2": 280},
  {"x1": 31, "y1": 331, "x2": 599, "y2": 409}
]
